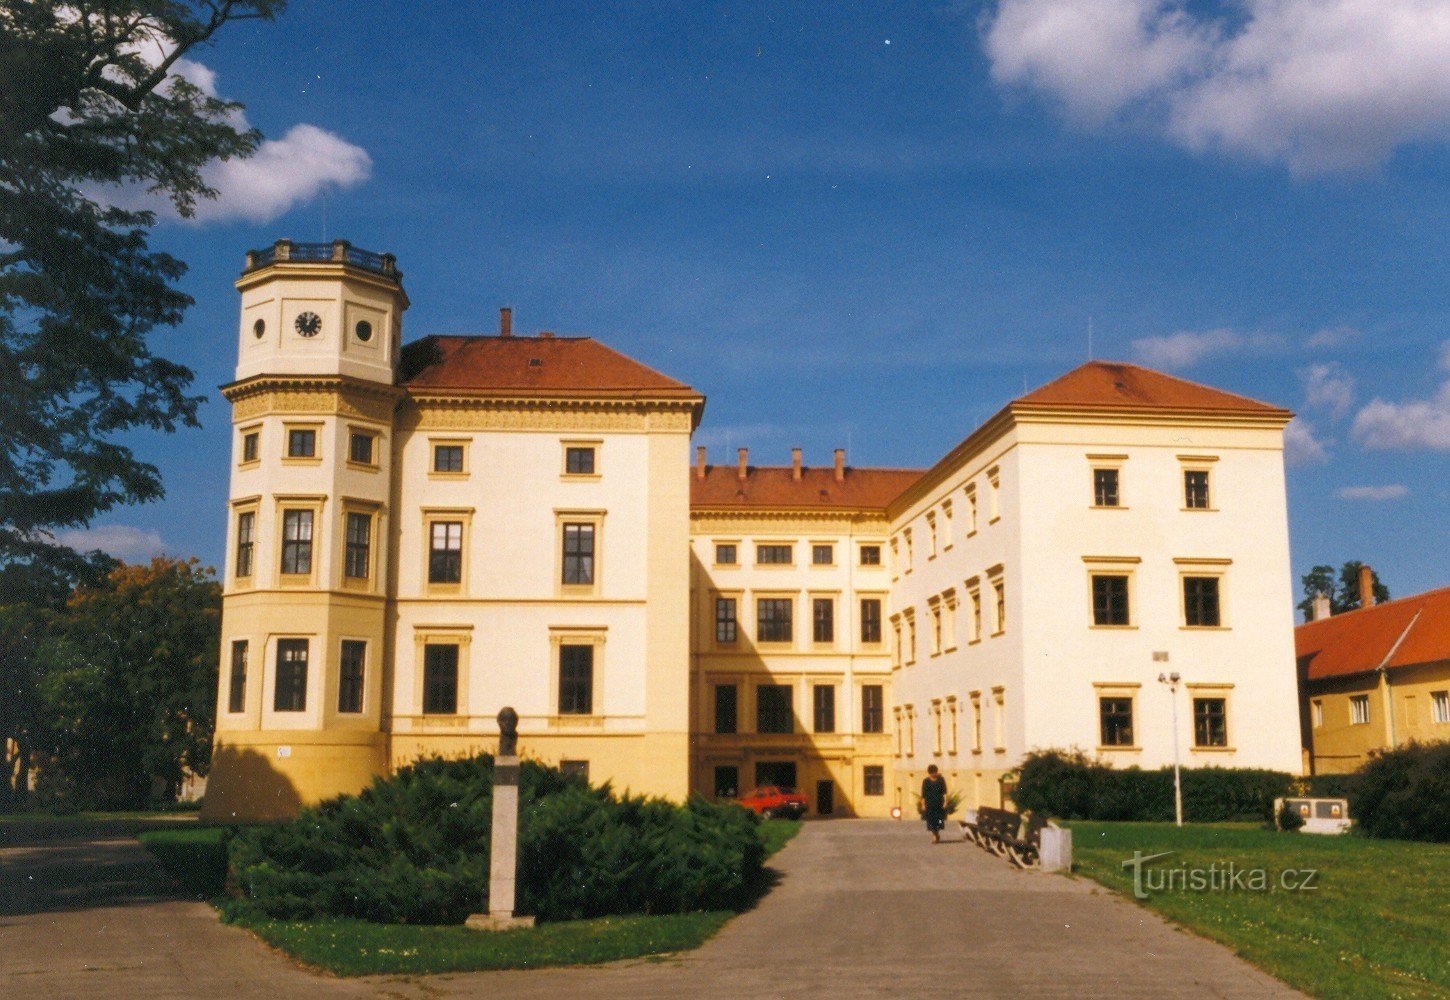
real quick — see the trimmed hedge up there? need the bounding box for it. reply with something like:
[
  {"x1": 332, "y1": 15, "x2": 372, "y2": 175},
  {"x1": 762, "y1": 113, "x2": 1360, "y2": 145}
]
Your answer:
[
  {"x1": 227, "y1": 755, "x2": 765, "y2": 924},
  {"x1": 1351, "y1": 742, "x2": 1450, "y2": 843},
  {"x1": 1014, "y1": 749, "x2": 1294, "y2": 823}
]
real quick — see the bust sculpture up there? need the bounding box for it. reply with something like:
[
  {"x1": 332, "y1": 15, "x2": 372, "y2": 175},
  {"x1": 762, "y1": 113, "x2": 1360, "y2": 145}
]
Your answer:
[{"x1": 497, "y1": 706, "x2": 519, "y2": 756}]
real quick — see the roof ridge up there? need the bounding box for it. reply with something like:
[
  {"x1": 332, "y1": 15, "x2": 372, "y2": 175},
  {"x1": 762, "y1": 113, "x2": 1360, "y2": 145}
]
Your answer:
[{"x1": 1299, "y1": 585, "x2": 1448, "y2": 626}]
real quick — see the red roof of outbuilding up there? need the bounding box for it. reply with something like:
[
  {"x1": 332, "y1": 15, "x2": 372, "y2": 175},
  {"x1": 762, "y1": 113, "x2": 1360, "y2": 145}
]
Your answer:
[
  {"x1": 400, "y1": 334, "x2": 700, "y2": 398},
  {"x1": 691, "y1": 465, "x2": 923, "y2": 512},
  {"x1": 1297, "y1": 587, "x2": 1450, "y2": 681},
  {"x1": 1015, "y1": 361, "x2": 1291, "y2": 416}
]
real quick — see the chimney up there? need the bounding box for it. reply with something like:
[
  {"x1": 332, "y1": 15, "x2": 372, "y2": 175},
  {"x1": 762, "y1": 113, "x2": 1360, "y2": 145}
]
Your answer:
[
  {"x1": 1312, "y1": 591, "x2": 1332, "y2": 621},
  {"x1": 737, "y1": 448, "x2": 749, "y2": 481},
  {"x1": 791, "y1": 447, "x2": 802, "y2": 481},
  {"x1": 833, "y1": 448, "x2": 845, "y2": 483},
  {"x1": 1359, "y1": 564, "x2": 1375, "y2": 608},
  {"x1": 696, "y1": 446, "x2": 707, "y2": 480},
  {"x1": 499, "y1": 307, "x2": 512, "y2": 337}
]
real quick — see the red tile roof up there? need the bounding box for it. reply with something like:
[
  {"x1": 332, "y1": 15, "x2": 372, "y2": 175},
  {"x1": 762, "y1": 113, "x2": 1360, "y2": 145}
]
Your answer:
[
  {"x1": 1297, "y1": 587, "x2": 1450, "y2": 681},
  {"x1": 691, "y1": 465, "x2": 924, "y2": 512},
  {"x1": 400, "y1": 334, "x2": 701, "y2": 398},
  {"x1": 1014, "y1": 361, "x2": 1291, "y2": 416}
]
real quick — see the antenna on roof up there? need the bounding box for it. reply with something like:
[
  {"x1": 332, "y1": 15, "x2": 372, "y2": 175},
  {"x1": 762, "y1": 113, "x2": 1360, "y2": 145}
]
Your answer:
[{"x1": 1087, "y1": 315, "x2": 1094, "y2": 361}]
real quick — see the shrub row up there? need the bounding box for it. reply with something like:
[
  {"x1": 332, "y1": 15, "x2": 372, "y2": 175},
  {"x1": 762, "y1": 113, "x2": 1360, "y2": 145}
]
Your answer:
[
  {"x1": 227, "y1": 755, "x2": 765, "y2": 924},
  {"x1": 1350, "y1": 742, "x2": 1450, "y2": 843},
  {"x1": 1013, "y1": 749, "x2": 1294, "y2": 823}
]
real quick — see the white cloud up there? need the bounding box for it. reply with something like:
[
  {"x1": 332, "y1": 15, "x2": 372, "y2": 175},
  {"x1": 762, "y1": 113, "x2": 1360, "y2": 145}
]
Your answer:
[
  {"x1": 1300, "y1": 362, "x2": 1356, "y2": 419},
  {"x1": 982, "y1": 0, "x2": 1450, "y2": 174},
  {"x1": 1284, "y1": 418, "x2": 1330, "y2": 466},
  {"x1": 1129, "y1": 328, "x2": 1281, "y2": 369},
  {"x1": 56, "y1": 525, "x2": 168, "y2": 561},
  {"x1": 1351, "y1": 340, "x2": 1450, "y2": 450},
  {"x1": 1335, "y1": 484, "x2": 1410, "y2": 501},
  {"x1": 1303, "y1": 326, "x2": 1360, "y2": 350}
]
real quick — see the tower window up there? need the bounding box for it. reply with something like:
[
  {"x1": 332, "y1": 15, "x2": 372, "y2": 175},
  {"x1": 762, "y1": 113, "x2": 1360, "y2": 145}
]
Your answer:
[
  {"x1": 235, "y1": 511, "x2": 255, "y2": 578},
  {"x1": 344, "y1": 512, "x2": 372, "y2": 580},
  {"x1": 354, "y1": 320, "x2": 373, "y2": 342},
  {"x1": 228, "y1": 640, "x2": 248, "y2": 714},
  {"x1": 241, "y1": 431, "x2": 259, "y2": 463},
  {"x1": 287, "y1": 428, "x2": 316, "y2": 458},
  {"x1": 338, "y1": 640, "x2": 366, "y2": 714},
  {"x1": 348, "y1": 431, "x2": 375, "y2": 465},
  {"x1": 422, "y1": 644, "x2": 459, "y2": 715},
  {"x1": 280, "y1": 510, "x2": 313, "y2": 575},
  {"x1": 274, "y1": 638, "x2": 308, "y2": 712},
  {"x1": 252, "y1": 318, "x2": 265, "y2": 339}
]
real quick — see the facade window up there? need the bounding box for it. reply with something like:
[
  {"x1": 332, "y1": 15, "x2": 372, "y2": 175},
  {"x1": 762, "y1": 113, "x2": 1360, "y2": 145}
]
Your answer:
[
  {"x1": 1192, "y1": 697, "x2": 1227, "y2": 747},
  {"x1": 1099, "y1": 696, "x2": 1134, "y2": 746},
  {"x1": 1184, "y1": 470, "x2": 1211, "y2": 509},
  {"x1": 1312, "y1": 699, "x2": 1324, "y2": 728},
  {"x1": 861, "y1": 684, "x2": 884, "y2": 733},
  {"x1": 280, "y1": 509, "x2": 313, "y2": 575},
  {"x1": 965, "y1": 486, "x2": 979, "y2": 534},
  {"x1": 565, "y1": 446, "x2": 596, "y2": 474},
  {"x1": 756, "y1": 543, "x2": 792, "y2": 565},
  {"x1": 715, "y1": 597, "x2": 738, "y2": 644},
  {"x1": 972, "y1": 698, "x2": 983, "y2": 751},
  {"x1": 902, "y1": 529, "x2": 913, "y2": 570},
  {"x1": 228, "y1": 640, "x2": 247, "y2": 713},
  {"x1": 756, "y1": 598, "x2": 793, "y2": 643},
  {"x1": 274, "y1": 638, "x2": 308, "y2": 712},
  {"x1": 715, "y1": 543, "x2": 737, "y2": 565},
  {"x1": 1092, "y1": 574, "x2": 1130, "y2": 626},
  {"x1": 812, "y1": 543, "x2": 834, "y2": 565},
  {"x1": 560, "y1": 760, "x2": 590, "y2": 781},
  {"x1": 1093, "y1": 468, "x2": 1120, "y2": 507},
  {"x1": 422, "y1": 643, "x2": 459, "y2": 715},
  {"x1": 562, "y1": 523, "x2": 595, "y2": 585},
  {"x1": 904, "y1": 612, "x2": 917, "y2": 663},
  {"x1": 714, "y1": 684, "x2": 738, "y2": 734},
  {"x1": 928, "y1": 602, "x2": 942, "y2": 655},
  {"x1": 812, "y1": 597, "x2": 834, "y2": 643},
  {"x1": 1184, "y1": 576, "x2": 1222, "y2": 627},
  {"x1": 1350, "y1": 694, "x2": 1370, "y2": 725},
  {"x1": 1430, "y1": 691, "x2": 1449, "y2": 724},
  {"x1": 863, "y1": 765, "x2": 885, "y2": 796},
  {"x1": 241, "y1": 431, "x2": 259, "y2": 463},
  {"x1": 993, "y1": 580, "x2": 1006, "y2": 634},
  {"x1": 433, "y1": 444, "x2": 464, "y2": 473},
  {"x1": 348, "y1": 431, "x2": 374, "y2": 465},
  {"x1": 987, "y1": 468, "x2": 1001, "y2": 521},
  {"x1": 891, "y1": 619, "x2": 902, "y2": 667},
  {"x1": 969, "y1": 589, "x2": 982, "y2": 642},
  {"x1": 286, "y1": 428, "x2": 316, "y2": 458},
  {"x1": 932, "y1": 702, "x2": 943, "y2": 754},
  {"x1": 813, "y1": 684, "x2": 836, "y2": 733},
  {"x1": 859, "y1": 544, "x2": 881, "y2": 566},
  {"x1": 925, "y1": 513, "x2": 938, "y2": 558},
  {"x1": 558, "y1": 644, "x2": 594, "y2": 715},
  {"x1": 860, "y1": 598, "x2": 882, "y2": 643},
  {"x1": 714, "y1": 765, "x2": 739, "y2": 798},
  {"x1": 338, "y1": 640, "x2": 366, "y2": 714},
  {"x1": 756, "y1": 684, "x2": 793, "y2": 733},
  {"x1": 428, "y1": 521, "x2": 463, "y2": 584},
  {"x1": 344, "y1": 512, "x2": 371, "y2": 580},
  {"x1": 235, "y1": 511, "x2": 255, "y2": 578}
]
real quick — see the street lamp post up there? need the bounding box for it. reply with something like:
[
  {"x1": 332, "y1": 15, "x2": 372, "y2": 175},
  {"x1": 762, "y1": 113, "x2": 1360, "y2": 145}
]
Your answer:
[{"x1": 1159, "y1": 671, "x2": 1183, "y2": 827}]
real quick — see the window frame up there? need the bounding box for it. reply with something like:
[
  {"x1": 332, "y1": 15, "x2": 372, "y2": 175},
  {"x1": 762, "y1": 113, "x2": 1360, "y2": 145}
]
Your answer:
[
  {"x1": 555, "y1": 510, "x2": 605, "y2": 595},
  {"x1": 422, "y1": 642, "x2": 460, "y2": 715},
  {"x1": 428, "y1": 520, "x2": 464, "y2": 585},
  {"x1": 557, "y1": 643, "x2": 595, "y2": 716},
  {"x1": 813, "y1": 683, "x2": 836, "y2": 734},
  {"x1": 227, "y1": 639, "x2": 248, "y2": 714},
  {"x1": 714, "y1": 542, "x2": 738, "y2": 566},
  {"x1": 273, "y1": 638, "x2": 309, "y2": 713},
  {"x1": 811, "y1": 596, "x2": 835, "y2": 645},
  {"x1": 279, "y1": 508, "x2": 315, "y2": 578},
  {"x1": 347, "y1": 428, "x2": 378, "y2": 468},
  {"x1": 284, "y1": 423, "x2": 320, "y2": 461},
  {"x1": 811, "y1": 543, "x2": 834, "y2": 566},
  {"x1": 1092, "y1": 467, "x2": 1121, "y2": 508},
  {"x1": 858, "y1": 543, "x2": 882, "y2": 566},
  {"x1": 860, "y1": 597, "x2": 883, "y2": 645},
  {"x1": 344, "y1": 510, "x2": 373, "y2": 581},
  {"x1": 1350, "y1": 694, "x2": 1370, "y2": 725},
  {"x1": 1432, "y1": 691, "x2": 1450, "y2": 725},
  {"x1": 755, "y1": 543, "x2": 794, "y2": 566},
  {"x1": 338, "y1": 639, "x2": 367, "y2": 714},
  {"x1": 714, "y1": 595, "x2": 739, "y2": 645},
  {"x1": 756, "y1": 596, "x2": 794, "y2": 644},
  {"x1": 861, "y1": 684, "x2": 884, "y2": 734},
  {"x1": 234, "y1": 508, "x2": 256, "y2": 580},
  {"x1": 755, "y1": 683, "x2": 794, "y2": 734},
  {"x1": 239, "y1": 425, "x2": 261, "y2": 465},
  {"x1": 862, "y1": 765, "x2": 885, "y2": 796},
  {"x1": 1099, "y1": 695, "x2": 1135, "y2": 748},
  {"x1": 561, "y1": 439, "x2": 601, "y2": 479},
  {"x1": 1182, "y1": 574, "x2": 1224, "y2": 628},
  {"x1": 429, "y1": 439, "x2": 468, "y2": 476},
  {"x1": 1091, "y1": 573, "x2": 1132, "y2": 627},
  {"x1": 1192, "y1": 695, "x2": 1229, "y2": 748},
  {"x1": 561, "y1": 522, "x2": 596, "y2": 586},
  {"x1": 714, "y1": 683, "x2": 738, "y2": 734}
]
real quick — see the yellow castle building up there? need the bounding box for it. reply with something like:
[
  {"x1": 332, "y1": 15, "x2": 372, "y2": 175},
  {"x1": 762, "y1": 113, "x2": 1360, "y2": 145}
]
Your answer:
[{"x1": 203, "y1": 241, "x2": 1306, "y2": 822}]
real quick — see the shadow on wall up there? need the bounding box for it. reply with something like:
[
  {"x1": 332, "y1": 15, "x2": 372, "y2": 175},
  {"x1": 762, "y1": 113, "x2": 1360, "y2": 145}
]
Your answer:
[{"x1": 199, "y1": 746, "x2": 303, "y2": 823}]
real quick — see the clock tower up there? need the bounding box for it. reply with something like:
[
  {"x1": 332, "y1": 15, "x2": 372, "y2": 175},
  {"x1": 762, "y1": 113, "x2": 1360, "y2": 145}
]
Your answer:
[{"x1": 203, "y1": 240, "x2": 408, "y2": 821}]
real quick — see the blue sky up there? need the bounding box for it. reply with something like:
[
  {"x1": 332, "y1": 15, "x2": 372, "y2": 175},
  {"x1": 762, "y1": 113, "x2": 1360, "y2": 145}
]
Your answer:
[{"x1": 72, "y1": 1, "x2": 1450, "y2": 600}]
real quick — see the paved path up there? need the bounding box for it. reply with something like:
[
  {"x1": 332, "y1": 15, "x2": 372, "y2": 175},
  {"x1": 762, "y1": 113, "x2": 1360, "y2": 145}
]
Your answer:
[{"x1": 0, "y1": 821, "x2": 1304, "y2": 999}]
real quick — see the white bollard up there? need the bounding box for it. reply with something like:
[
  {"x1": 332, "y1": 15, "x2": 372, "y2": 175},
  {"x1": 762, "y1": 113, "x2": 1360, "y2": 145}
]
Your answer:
[{"x1": 1039, "y1": 826, "x2": 1073, "y2": 873}]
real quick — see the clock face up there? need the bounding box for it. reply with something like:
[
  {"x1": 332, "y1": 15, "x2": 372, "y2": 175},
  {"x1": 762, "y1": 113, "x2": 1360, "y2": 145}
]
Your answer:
[{"x1": 294, "y1": 311, "x2": 322, "y2": 337}]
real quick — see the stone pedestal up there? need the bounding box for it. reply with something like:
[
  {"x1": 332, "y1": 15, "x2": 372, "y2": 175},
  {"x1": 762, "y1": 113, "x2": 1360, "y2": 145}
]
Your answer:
[
  {"x1": 466, "y1": 728, "x2": 536, "y2": 931},
  {"x1": 1039, "y1": 825, "x2": 1073, "y2": 873}
]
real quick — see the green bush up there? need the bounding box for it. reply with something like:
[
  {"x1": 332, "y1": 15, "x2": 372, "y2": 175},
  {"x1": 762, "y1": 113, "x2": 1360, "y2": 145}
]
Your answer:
[
  {"x1": 1351, "y1": 743, "x2": 1450, "y2": 843},
  {"x1": 1277, "y1": 801, "x2": 1305, "y2": 832},
  {"x1": 227, "y1": 755, "x2": 765, "y2": 924},
  {"x1": 1014, "y1": 749, "x2": 1293, "y2": 823}
]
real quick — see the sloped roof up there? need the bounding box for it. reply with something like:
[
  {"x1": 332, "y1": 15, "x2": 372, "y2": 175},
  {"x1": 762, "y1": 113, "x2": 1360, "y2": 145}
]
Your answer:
[
  {"x1": 1297, "y1": 587, "x2": 1450, "y2": 681},
  {"x1": 1014, "y1": 361, "x2": 1291, "y2": 416},
  {"x1": 400, "y1": 334, "x2": 700, "y2": 398},
  {"x1": 691, "y1": 465, "x2": 924, "y2": 512}
]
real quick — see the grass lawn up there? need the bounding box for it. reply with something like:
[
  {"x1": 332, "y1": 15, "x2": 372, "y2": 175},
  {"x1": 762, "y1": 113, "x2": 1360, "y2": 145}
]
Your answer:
[
  {"x1": 139, "y1": 816, "x2": 801, "y2": 976},
  {"x1": 1069, "y1": 822, "x2": 1450, "y2": 1000}
]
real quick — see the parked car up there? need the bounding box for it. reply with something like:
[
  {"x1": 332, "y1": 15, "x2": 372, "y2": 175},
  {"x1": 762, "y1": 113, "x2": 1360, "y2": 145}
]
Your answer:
[{"x1": 737, "y1": 785, "x2": 808, "y2": 819}]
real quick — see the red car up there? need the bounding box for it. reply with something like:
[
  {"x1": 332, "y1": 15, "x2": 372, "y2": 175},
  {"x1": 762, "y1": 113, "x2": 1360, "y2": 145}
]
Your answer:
[{"x1": 736, "y1": 785, "x2": 808, "y2": 819}]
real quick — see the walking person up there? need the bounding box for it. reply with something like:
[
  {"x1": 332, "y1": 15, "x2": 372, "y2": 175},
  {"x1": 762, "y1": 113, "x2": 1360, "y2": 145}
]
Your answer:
[{"x1": 920, "y1": 764, "x2": 948, "y2": 844}]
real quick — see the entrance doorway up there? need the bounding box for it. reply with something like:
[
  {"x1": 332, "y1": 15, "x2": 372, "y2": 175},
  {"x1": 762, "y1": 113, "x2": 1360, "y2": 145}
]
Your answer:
[
  {"x1": 754, "y1": 761, "x2": 797, "y2": 789},
  {"x1": 816, "y1": 779, "x2": 834, "y2": 816}
]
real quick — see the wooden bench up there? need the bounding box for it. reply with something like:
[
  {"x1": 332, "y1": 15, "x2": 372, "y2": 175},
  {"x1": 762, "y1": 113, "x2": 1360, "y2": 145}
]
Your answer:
[{"x1": 959, "y1": 806, "x2": 1053, "y2": 868}]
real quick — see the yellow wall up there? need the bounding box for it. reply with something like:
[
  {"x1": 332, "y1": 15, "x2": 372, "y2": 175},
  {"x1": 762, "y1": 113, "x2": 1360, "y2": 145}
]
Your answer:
[{"x1": 1307, "y1": 661, "x2": 1450, "y2": 774}]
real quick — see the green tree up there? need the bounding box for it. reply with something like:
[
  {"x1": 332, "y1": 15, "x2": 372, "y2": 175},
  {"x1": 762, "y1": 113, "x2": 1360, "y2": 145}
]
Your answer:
[
  {"x1": 0, "y1": 1, "x2": 283, "y2": 572},
  {"x1": 35, "y1": 557, "x2": 220, "y2": 808},
  {"x1": 1297, "y1": 561, "x2": 1391, "y2": 622}
]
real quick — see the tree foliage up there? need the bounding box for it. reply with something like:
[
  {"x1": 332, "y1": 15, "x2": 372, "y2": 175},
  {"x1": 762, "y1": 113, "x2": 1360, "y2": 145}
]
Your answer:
[
  {"x1": 0, "y1": 1, "x2": 283, "y2": 570},
  {"x1": 1297, "y1": 560, "x2": 1391, "y2": 621},
  {"x1": 30, "y1": 556, "x2": 220, "y2": 808}
]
